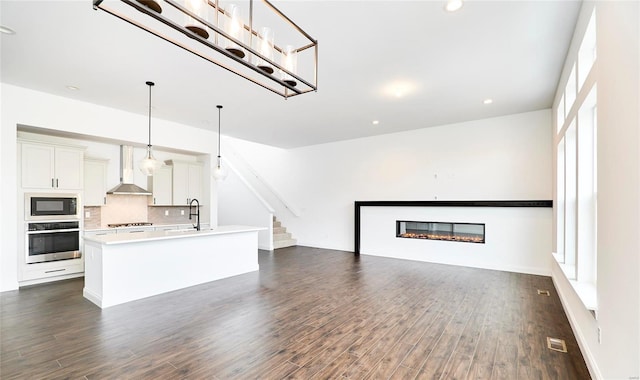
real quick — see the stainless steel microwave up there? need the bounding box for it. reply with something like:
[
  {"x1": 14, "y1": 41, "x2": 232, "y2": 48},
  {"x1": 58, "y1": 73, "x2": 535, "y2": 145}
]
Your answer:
[{"x1": 25, "y1": 193, "x2": 79, "y2": 221}]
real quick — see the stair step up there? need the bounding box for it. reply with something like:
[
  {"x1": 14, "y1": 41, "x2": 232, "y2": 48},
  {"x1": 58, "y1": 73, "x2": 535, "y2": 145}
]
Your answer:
[
  {"x1": 274, "y1": 239, "x2": 297, "y2": 249},
  {"x1": 274, "y1": 232, "x2": 292, "y2": 241},
  {"x1": 273, "y1": 221, "x2": 282, "y2": 228},
  {"x1": 273, "y1": 226, "x2": 286, "y2": 234}
]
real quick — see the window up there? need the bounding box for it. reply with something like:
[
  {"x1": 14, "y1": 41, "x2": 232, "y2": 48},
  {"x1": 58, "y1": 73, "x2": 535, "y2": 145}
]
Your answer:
[
  {"x1": 556, "y1": 94, "x2": 565, "y2": 134},
  {"x1": 556, "y1": 137, "x2": 565, "y2": 262},
  {"x1": 553, "y1": 9, "x2": 597, "y2": 310},
  {"x1": 565, "y1": 64, "x2": 577, "y2": 114},
  {"x1": 564, "y1": 120, "x2": 577, "y2": 277},
  {"x1": 577, "y1": 87, "x2": 597, "y2": 285},
  {"x1": 578, "y1": 10, "x2": 596, "y2": 91}
]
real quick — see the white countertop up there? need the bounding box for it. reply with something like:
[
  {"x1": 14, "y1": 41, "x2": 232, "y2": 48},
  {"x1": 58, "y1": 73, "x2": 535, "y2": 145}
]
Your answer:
[{"x1": 83, "y1": 225, "x2": 265, "y2": 245}]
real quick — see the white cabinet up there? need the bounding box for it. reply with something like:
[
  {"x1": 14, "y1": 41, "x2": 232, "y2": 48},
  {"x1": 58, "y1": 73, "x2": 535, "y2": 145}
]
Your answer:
[
  {"x1": 21, "y1": 259, "x2": 84, "y2": 282},
  {"x1": 116, "y1": 226, "x2": 155, "y2": 234},
  {"x1": 21, "y1": 141, "x2": 84, "y2": 190},
  {"x1": 84, "y1": 229, "x2": 116, "y2": 238},
  {"x1": 166, "y1": 160, "x2": 203, "y2": 205},
  {"x1": 148, "y1": 165, "x2": 173, "y2": 206},
  {"x1": 84, "y1": 158, "x2": 108, "y2": 206},
  {"x1": 154, "y1": 225, "x2": 179, "y2": 231}
]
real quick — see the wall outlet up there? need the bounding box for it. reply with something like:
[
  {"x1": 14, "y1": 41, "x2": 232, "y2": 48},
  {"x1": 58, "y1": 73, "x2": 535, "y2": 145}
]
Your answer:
[
  {"x1": 164, "y1": 210, "x2": 169, "y2": 216},
  {"x1": 597, "y1": 327, "x2": 602, "y2": 344},
  {"x1": 181, "y1": 210, "x2": 185, "y2": 216},
  {"x1": 85, "y1": 211, "x2": 90, "y2": 218}
]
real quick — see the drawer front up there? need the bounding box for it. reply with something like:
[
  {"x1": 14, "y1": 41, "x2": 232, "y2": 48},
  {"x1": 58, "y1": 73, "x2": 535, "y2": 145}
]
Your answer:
[{"x1": 22, "y1": 261, "x2": 84, "y2": 281}]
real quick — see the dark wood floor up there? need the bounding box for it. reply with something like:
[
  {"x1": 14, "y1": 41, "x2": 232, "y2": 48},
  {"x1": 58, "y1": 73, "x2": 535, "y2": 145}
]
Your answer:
[{"x1": 1, "y1": 246, "x2": 590, "y2": 379}]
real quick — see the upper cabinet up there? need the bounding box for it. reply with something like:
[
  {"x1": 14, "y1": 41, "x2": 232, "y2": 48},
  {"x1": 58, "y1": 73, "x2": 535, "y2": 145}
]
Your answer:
[
  {"x1": 148, "y1": 165, "x2": 173, "y2": 206},
  {"x1": 165, "y1": 160, "x2": 202, "y2": 205},
  {"x1": 84, "y1": 158, "x2": 108, "y2": 206},
  {"x1": 21, "y1": 141, "x2": 84, "y2": 190}
]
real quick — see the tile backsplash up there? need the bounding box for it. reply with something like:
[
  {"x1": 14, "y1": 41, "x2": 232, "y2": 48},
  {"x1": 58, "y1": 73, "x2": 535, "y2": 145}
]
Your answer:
[
  {"x1": 101, "y1": 194, "x2": 148, "y2": 226},
  {"x1": 84, "y1": 206, "x2": 102, "y2": 229},
  {"x1": 148, "y1": 206, "x2": 192, "y2": 225},
  {"x1": 84, "y1": 195, "x2": 193, "y2": 228}
]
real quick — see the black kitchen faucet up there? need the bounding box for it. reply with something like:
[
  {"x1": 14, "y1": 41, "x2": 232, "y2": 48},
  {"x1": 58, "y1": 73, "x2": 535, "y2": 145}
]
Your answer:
[{"x1": 189, "y1": 198, "x2": 200, "y2": 231}]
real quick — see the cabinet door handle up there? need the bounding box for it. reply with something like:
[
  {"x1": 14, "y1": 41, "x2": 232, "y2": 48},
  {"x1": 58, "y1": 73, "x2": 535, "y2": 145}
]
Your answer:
[
  {"x1": 104, "y1": 197, "x2": 106, "y2": 205},
  {"x1": 56, "y1": 178, "x2": 59, "y2": 188},
  {"x1": 51, "y1": 178, "x2": 55, "y2": 188},
  {"x1": 154, "y1": 197, "x2": 156, "y2": 205}
]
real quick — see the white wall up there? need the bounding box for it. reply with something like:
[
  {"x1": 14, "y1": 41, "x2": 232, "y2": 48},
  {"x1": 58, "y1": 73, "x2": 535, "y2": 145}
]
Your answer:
[
  {"x1": 227, "y1": 109, "x2": 552, "y2": 253},
  {"x1": 218, "y1": 166, "x2": 273, "y2": 250},
  {"x1": 551, "y1": 2, "x2": 640, "y2": 379},
  {"x1": 0, "y1": 83, "x2": 219, "y2": 291},
  {"x1": 361, "y1": 206, "x2": 552, "y2": 276}
]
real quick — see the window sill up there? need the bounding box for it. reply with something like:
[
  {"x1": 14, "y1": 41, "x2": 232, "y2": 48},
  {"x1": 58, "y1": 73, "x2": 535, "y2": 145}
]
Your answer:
[{"x1": 553, "y1": 257, "x2": 598, "y2": 315}]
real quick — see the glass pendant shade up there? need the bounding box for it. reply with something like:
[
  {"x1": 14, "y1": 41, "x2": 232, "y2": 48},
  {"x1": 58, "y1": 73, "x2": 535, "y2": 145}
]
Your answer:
[
  {"x1": 281, "y1": 45, "x2": 298, "y2": 87},
  {"x1": 184, "y1": 0, "x2": 209, "y2": 39},
  {"x1": 256, "y1": 27, "x2": 275, "y2": 74},
  {"x1": 224, "y1": 4, "x2": 245, "y2": 58},
  {"x1": 140, "y1": 146, "x2": 163, "y2": 176},
  {"x1": 212, "y1": 157, "x2": 228, "y2": 181}
]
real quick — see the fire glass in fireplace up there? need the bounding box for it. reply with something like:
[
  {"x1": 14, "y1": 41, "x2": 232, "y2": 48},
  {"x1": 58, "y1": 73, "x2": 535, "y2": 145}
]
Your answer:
[{"x1": 396, "y1": 221, "x2": 485, "y2": 243}]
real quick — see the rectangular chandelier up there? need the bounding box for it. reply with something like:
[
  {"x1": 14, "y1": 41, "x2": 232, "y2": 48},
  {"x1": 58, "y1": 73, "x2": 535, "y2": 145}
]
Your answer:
[{"x1": 93, "y1": 0, "x2": 318, "y2": 98}]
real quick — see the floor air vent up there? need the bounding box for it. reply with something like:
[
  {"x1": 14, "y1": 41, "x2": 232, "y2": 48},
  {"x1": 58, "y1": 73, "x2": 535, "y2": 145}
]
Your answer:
[
  {"x1": 547, "y1": 337, "x2": 567, "y2": 353},
  {"x1": 537, "y1": 289, "x2": 550, "y2": 296}
]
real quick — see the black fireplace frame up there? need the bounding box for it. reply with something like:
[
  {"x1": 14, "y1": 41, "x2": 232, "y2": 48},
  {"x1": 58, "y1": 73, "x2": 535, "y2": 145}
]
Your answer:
[{"x1": 354, "y1": 200, "x2": 552, "y2": 255}]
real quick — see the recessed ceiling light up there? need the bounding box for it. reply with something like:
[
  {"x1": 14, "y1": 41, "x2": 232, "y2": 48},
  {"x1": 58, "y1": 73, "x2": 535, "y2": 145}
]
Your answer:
[
  {"x1": 483, "y1": 98, "x2": 493, "y2": 105},
  {"x1": 65, "y1": 85, "x2": 79, "y2": 91},
  {"x1": 372, "y1": 120, "x2": 380, "y2": 125},
  {"x1": 0, "y1": 26, "x2": 16, "y2": 35},
  {"x1": 445, "y1": 0, "x2": 464, "y2": 12},
  {"x1": 381, "y1": 80, "x2": 418, "y2": 99}
]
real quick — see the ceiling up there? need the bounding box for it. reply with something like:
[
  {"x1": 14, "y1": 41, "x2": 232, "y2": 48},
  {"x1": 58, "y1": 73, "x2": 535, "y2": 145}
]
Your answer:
[{"x1": 0, "y1": 0, "x2": 580, "y2": 148}]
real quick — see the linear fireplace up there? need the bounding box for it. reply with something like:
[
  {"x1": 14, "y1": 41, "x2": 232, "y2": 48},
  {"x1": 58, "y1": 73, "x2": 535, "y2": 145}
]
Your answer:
[{"x1": 396, "y1": 220, "x2": 485, "y2": 243}]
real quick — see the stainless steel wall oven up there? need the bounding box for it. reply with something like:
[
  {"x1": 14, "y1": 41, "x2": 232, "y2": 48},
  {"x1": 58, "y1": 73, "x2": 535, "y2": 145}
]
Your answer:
[{"x1": 26, "y1": 221, "x2": 81, "y2": 264}]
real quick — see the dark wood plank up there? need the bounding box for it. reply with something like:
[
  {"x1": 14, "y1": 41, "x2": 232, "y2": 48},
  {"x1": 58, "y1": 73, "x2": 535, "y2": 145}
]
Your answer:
[{"x1": 0, "y1": 247, "x2": 590, "y2": 380}]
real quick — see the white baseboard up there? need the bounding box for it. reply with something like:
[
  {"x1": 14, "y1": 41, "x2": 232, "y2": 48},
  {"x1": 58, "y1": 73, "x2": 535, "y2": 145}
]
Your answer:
[{"x1": 82, "y1": 288, "x2": 103, "y2": 308}]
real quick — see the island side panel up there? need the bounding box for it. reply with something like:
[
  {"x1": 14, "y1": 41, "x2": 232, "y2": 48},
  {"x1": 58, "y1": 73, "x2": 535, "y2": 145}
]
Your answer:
[
  {"x1": 85, "y1": 230, "x2": 260, "y2": 308},
  {"x1": 83, "y1": 241, "x2": 104, "y2": 307}
]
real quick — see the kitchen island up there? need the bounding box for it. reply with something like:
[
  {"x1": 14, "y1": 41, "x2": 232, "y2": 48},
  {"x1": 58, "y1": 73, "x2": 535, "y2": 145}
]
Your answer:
[{"x1": 83, "y1": 225, "x2": 263, "y2": 308}]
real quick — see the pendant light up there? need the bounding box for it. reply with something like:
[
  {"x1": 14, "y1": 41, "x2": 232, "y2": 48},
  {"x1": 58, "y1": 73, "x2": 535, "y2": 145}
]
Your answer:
[
  {"x1": 139, "y1": 81, "x2": 162, "y2": 176},
  {"x1": 212, "y1": 105, "x2": 228, "y2": 181}
]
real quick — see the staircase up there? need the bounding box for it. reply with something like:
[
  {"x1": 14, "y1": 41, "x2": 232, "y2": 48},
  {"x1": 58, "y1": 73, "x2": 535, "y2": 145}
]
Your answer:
[{"x1": 273, "y1": 216, "x2": 297, "y2": 249}]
